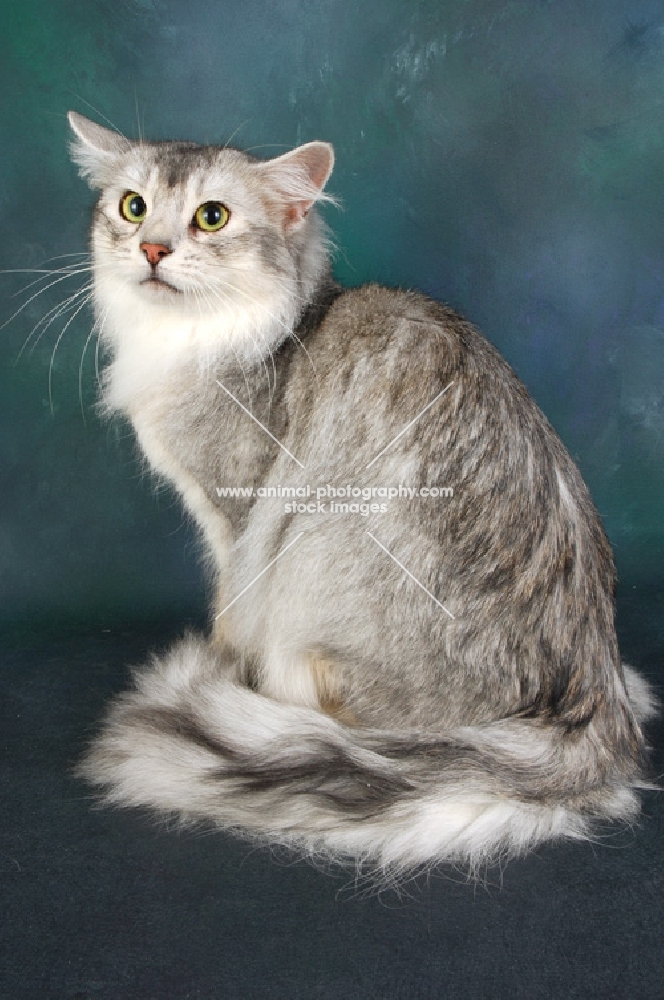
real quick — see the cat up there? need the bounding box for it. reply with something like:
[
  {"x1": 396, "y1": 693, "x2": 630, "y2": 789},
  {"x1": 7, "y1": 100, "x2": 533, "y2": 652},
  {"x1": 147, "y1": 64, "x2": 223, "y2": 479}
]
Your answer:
[{"x1": 67, "y1": 110, "x2": 657, "y2": 877}]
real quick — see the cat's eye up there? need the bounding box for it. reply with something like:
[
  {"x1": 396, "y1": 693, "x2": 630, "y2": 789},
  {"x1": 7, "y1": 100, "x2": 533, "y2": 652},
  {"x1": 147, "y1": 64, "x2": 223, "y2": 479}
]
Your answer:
[
  {"x1": 193, "y1": 202, "x2": 230, "y2": 232},
  {"x1": 120, "y1": 192, "x2": 147, "y2": 224}
]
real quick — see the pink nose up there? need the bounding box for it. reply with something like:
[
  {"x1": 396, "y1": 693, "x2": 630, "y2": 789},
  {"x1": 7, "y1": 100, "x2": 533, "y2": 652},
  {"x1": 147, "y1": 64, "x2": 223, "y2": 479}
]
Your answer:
[{"x1": 140, "y1": 242, "x2": 172, "y2": 266}]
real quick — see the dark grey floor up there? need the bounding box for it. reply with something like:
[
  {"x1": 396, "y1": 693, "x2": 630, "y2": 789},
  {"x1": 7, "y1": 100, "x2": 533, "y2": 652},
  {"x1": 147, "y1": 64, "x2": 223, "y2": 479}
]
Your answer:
[{"x1": 2, "y1": 591, "x2": 663, "y2": 1000}]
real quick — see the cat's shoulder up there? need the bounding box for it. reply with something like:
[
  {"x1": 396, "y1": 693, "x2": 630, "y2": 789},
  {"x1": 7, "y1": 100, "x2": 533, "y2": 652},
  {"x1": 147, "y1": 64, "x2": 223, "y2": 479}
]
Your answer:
[
  {"x1": 300, "y1": 282, "x2": 540, "y2": 420},
  {"x1": 316, "y1": 282, "x2": 499, "y2": 369},
  {"x1": 326, "y1": 283, "x2": 459, "y2": 329}
]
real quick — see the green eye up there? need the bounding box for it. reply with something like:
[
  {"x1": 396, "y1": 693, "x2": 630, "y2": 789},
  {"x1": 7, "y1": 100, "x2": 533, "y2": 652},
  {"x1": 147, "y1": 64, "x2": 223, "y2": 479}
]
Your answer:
[
  {"x1": 194, "y1": 201, "x2": 230, "y2": 232},
  {"x1": 120, "y1": 192, "x2": 147, "y2": 223}
]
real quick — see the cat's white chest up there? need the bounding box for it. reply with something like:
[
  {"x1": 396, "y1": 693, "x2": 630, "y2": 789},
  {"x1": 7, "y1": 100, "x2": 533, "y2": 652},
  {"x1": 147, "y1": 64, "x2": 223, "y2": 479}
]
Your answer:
[
  {"x1": 107, "y1": 336, "x2": 235, "y2": 579},
  {"x1": 100, "y1": 302, "x2": 208, "y2": 413}
]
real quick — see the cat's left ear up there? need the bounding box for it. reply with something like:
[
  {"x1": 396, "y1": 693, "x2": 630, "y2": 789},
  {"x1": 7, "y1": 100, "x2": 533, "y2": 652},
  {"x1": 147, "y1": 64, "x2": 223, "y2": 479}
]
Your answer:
[
  {"x1": 67, "y1": 111, "x2": 132, "y2": 189},
  {"x1": 257, "y1": 141, "x2": 335, "y2": 229}
]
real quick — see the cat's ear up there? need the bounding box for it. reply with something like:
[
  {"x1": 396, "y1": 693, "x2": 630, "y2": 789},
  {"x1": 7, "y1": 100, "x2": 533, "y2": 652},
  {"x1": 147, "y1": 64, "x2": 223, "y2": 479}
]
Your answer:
[
  {"x1": 257, "y1": 141, "x2": 335, "y2": 229},
  {"x1": 67, "y1": 111, "x2": 132, "y2": 189}
]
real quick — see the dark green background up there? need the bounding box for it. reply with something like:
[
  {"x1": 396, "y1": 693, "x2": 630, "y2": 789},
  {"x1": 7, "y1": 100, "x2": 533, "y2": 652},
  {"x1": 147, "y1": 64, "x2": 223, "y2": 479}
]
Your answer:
[{"x1": 2, "y1": 0, "x2": 663, "y2": 635}]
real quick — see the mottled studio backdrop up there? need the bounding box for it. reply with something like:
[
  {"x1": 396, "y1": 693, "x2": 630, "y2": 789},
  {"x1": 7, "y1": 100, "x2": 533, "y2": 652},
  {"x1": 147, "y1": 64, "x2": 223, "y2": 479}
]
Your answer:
[{"x1": 1, "y1": 0, "x2": 663, "y2": 638}]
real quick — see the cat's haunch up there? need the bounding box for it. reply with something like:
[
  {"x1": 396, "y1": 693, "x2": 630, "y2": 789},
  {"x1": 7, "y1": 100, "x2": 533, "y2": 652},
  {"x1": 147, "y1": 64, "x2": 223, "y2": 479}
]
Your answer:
[{"x1": 69, "y1": 111, "x2": 657, "y2": 877}]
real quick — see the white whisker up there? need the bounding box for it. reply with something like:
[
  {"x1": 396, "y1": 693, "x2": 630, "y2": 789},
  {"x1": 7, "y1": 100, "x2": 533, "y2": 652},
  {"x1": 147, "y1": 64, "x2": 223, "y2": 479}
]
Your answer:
[
  {"x1": 2, "y1": 267, "x2": 97, "y2": 332},
  {"x1": 9, "y1": 263, "x2": 94, "y2": 298},
  {"x1": 68, "y1": 94, "x2": 126, "y2": 138},
  {"x1": 17, "y1": 283, "x2": 93, "y2": 361},
  {"x1": 223, "y1": 119, "x2": 251, "y2": 150},
  {"x1": 49, "y1": 292, "x2": 93, "y2": 415},
  {"x1": 194, "y1": 268, "x2": 316, "y2": 387},
  {"x1": 40, "y1": 252, "x2": 89, "y2": 262},
  {"x1": 94, "y1": 320, "x2": 103, "y2": 383},
  {"x1": 178, "y1": 268, "x2": 280, "y2": 399},
  {"x1": 79, "y1": 303, "x2": 107, "y2": 423},
  {"x1": 79, "y1": 321, "x2": 98, "y2": 425},
  {"x1": 289, "y1": 328, "x2": 318, "y2": 380},
  {"x1": 196, "y1": 279, "x2": 254, "y2": 404}
]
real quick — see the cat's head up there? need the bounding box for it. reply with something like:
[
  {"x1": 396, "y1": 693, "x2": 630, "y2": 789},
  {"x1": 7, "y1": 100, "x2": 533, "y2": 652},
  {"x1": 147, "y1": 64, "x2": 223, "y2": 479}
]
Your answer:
[{"x1": 68, "y1": 112, "x2": 334, "y2": 361}]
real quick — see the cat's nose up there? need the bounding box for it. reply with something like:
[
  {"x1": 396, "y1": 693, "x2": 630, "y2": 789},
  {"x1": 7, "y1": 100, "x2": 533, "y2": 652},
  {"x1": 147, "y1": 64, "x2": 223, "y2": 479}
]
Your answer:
[{"x1": 140, "y1": 242, "x2": 172, "y2": 266}]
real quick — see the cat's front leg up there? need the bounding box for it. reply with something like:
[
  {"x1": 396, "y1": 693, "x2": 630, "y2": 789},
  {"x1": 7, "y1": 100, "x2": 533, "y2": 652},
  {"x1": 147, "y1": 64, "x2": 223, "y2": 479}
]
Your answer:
[
  {"x1": 131, "y1": 409, "x2": 235, "y2": 623},
  {"x1": 307, "y1": 650, "x2": 359, "y2": 725},
  {"x1": 258, "y1": 645, "x2": 359, "y2": 725}
]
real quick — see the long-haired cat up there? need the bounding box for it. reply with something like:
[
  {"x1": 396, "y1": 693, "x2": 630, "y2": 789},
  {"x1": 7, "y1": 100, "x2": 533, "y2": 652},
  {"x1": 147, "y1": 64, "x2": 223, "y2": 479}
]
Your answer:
[{"x1": 67, "y1": 111, "x2": 656, "y2": 877}]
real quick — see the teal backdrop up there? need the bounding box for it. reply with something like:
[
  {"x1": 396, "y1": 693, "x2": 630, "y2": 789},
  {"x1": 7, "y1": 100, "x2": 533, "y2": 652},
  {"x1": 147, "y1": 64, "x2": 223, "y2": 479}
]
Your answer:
[{"x1": 2, "y1": 0, "x2": 663, "y2": 639}]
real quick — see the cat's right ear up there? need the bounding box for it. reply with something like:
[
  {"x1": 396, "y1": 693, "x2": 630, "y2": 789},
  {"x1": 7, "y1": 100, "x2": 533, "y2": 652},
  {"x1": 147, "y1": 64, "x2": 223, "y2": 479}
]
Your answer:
[{"x1": 67, "y1": 112, "x2": 132, "y2": 189}]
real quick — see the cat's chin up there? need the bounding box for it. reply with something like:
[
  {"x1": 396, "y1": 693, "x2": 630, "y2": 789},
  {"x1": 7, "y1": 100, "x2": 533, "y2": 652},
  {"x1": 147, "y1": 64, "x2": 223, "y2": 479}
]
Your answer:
[{"x1": 139, "y1": 276, "x2": 181, "y2": 297}]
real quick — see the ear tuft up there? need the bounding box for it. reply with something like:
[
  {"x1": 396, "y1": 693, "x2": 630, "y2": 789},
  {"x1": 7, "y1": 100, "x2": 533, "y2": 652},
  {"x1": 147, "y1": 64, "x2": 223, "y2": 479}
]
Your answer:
[
  {"x1": 67, "y1": 111, "x2": 132, "y2": 189},
  {"x1": 257, "y1": 141, "x2": 336, "y2": 229}
]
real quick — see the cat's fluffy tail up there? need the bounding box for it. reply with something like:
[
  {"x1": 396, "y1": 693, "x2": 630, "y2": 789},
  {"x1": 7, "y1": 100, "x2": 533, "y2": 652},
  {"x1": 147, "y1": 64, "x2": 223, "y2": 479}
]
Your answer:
[{"x1": 78, "y1": 635, "x2": 657, "y2": 875}]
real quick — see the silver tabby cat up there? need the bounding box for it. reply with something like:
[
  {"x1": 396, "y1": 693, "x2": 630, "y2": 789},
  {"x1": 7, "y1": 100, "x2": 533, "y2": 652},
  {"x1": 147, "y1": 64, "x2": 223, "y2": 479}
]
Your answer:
[{"x1": 69, "y1": 111, "x2": 656, "y2": 875}]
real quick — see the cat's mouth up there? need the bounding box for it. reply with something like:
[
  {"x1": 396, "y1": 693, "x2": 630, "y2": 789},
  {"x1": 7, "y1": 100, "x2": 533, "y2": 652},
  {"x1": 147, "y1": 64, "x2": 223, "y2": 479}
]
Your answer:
[{"x1": 140, "y1": 274, "x2": 181, "y2": 294}]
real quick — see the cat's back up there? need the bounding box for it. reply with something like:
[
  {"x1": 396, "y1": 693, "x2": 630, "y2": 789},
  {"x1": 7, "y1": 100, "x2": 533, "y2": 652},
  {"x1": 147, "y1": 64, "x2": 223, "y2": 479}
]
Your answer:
[
  {"x1": 292, "y1": 282, "x2": 564, "y2": 465},
  {"x1": 286, "y1": 281, "x2": 613, "y2": 588},
  {"x1": 301, "y1": 283, "x2": 536, "y2": 410}
]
